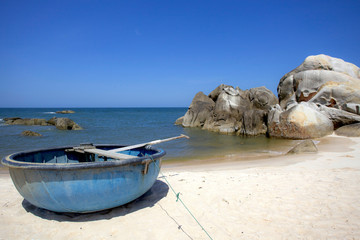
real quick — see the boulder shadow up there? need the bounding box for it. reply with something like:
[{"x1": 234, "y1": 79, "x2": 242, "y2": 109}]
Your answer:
[{"x1": 22, "y1": 180, "x2": 169, "y2": 222}]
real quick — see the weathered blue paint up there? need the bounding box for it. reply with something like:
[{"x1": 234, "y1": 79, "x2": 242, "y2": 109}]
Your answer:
[{"x1": 1, "y1": 144, "x2": 165, "y2": 213}]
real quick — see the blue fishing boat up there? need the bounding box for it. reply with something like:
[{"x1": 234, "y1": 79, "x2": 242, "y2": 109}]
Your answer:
[
  {"x1": 1, "y1": 135, "x2": 188, "y2": 213},
  {"x1": 2, "y1": 143, "x2": 165, "y2": 213}
]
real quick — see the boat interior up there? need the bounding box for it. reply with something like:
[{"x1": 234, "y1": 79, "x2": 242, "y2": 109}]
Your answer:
[{"x1": 12, "y1": 146, "x2": 157, "y2": 164}]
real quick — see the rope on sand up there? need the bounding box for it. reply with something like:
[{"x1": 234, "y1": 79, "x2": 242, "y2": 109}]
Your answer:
[{"x1": 152, "y1": 157, "x2": 214, "y2": 240}]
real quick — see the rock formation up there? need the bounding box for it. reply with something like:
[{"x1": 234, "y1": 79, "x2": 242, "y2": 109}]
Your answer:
[
  {"x1": 4, "y1": 117, "x2": 82, "y2": 130},
  {"x1": 176, "y1": 85, "x2": 278, "y2": 136},
  {"x1": 177, "y1": 54, "x2": 360, "y2": 139},
  {"x1": 278, "y1": 54, "x2": 360, "y2": 113},
  {"x1": 268, "y1": 54, "x2": 360, "y2": 138},
  {"x1": 48, "y1": 117, "x2": 83, "y2": 130},
  {"x1": 4, "y1": 117, "x2": 50, "y2": 126}
]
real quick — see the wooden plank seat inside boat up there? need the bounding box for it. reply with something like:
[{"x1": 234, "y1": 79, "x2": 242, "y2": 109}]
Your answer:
[{"x1": 66, "y1": 143, "x2": 138, "y2": 161}]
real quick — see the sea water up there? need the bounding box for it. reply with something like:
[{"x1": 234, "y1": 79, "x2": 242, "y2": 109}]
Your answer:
[{"x1": 0, "y1": 108, "x2": 296, "y2": 166}]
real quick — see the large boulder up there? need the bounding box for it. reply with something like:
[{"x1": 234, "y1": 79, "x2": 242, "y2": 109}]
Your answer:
[
  {"x1": 335, "y1": 123, "x2": 360, "y2": 137},
  {"x1": 276, "y1": 54, "x2": 360, "y2": 137},
  {"x1": 177, "y1": 85, "x2": 278, "y2": 136},
  {"x1": 267, "y1": 102, "x2": 334, "y2": 139},
  {"x1": 203, "y1": 85, "x2": 247, "y2": 134},
  {"x1": 181, "y1": 91, "x2": 215, "y2": 128},
  {"x1": 48, "y1": 117, "x2": 82, "y2": 130},
  {"x1": 317, "y1": 105, "x2": 360, "y2": 129},
  {"x1": 278, "y1": 54, "x2": 360, "y2": 112}
]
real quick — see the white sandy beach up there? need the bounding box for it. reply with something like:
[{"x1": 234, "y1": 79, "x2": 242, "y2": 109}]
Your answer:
[{"x1": 1, "y1": 134, "x2": 360, "y2": 240}]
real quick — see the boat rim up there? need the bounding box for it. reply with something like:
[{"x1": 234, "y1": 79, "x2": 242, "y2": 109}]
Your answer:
[{"x1": 1, "y1": 144, "x2": 166, "y2": 170}]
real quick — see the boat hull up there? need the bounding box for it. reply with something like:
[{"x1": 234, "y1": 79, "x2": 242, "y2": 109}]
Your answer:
[{"x1": 2, "y1": 145, "x2": 165, "y2": 213}]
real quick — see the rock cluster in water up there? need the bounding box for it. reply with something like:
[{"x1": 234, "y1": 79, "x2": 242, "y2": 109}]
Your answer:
[
  {"x1": 176, "y1": 54, "x2": 360, "y2": 139},
  {"x1": 176, "y1": 85, "x2": 278, "y2": 136},
  {"x1": 56, "y1": 110, "x2": 75, "y2": 114},
  {"x1": 4, "y1": 117, "x2": 82, "y2": 130}
]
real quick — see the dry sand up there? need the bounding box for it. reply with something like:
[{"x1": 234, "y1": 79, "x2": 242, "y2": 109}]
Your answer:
[{"x1": 1, "y1": 134, "x2": 360, "y2": 240}]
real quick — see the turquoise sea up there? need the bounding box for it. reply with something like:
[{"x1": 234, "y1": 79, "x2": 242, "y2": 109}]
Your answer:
[{"x1": 0, "y1": 108, "x2": 296, "y2": 166}]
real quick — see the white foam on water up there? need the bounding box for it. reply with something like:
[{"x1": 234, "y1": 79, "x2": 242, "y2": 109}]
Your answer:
[
  {"x1": 256, "y1": 150, "x2": 283, "y2": 155},
  {"x1": 43, "y1": 112, "x2": 56, "y2": 114}
]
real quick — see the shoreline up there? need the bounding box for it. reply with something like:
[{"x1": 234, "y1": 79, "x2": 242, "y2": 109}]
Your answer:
[
  {"x1": 1, "y1": 134, "x2": 359, "y2": 239},
  {"x1": 163, "y1": 133, "x2": 356, "y2": 171}
]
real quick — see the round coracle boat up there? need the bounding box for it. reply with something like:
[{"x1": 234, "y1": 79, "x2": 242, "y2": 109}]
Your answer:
[{"x1": 2, "y1": 143, "x2": 166, "y2": 213}]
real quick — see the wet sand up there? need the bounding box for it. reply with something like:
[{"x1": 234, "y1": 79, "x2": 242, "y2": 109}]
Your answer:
[{"x1": 0, "y1": 134, "x2": 359, "y2": 239}]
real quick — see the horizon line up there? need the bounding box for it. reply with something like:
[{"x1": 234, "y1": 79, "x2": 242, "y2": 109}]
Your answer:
[{"x1": 0, "y1": 106, "x2": 189, "y2": 109}]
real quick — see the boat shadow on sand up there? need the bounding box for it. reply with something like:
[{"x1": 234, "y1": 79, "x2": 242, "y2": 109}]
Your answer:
[{"x1": 22, "y1": 179, "x2": 169, "y2": 222}]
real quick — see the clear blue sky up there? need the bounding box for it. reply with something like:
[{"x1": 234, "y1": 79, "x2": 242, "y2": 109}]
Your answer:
[{"x1": 1, "y1": 0, "x2": 359, "y2": 107}]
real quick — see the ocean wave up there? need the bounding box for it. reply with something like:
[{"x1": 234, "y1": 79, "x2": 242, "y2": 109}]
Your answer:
[{"x1": 43, "y1": 112, "x2": 56, "y2": 114}]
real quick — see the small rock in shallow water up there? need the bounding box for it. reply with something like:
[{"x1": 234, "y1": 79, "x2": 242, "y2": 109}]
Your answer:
[
  {"x1": 21, "y1": 130, "x2": 42, "y2": 137},
  {"x1": 286, "y1": 139, "x2": 318, "y2": 154}
]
